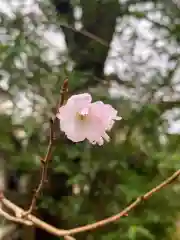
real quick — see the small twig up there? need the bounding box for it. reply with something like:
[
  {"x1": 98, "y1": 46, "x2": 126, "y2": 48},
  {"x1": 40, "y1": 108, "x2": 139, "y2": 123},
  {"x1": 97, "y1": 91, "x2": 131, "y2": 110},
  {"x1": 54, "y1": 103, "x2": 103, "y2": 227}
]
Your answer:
[
  {"x1": 59, "y1": 23, "x2": 109, "y2": 47},
  {"x1": 23, "y1": 79, "x2": 68, "y2": 216},
  {"x1": 58, "y1": 78, "x2": 68, "y2": 110},
  {"x1": 1, "y1": 169, "x2": 180, "y2": 238}
]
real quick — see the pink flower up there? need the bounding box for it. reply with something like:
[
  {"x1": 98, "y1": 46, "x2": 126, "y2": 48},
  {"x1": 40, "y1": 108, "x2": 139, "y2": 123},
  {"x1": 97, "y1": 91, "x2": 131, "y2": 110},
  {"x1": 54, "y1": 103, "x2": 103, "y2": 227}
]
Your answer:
[{"x1": 56, "y1": 93, "x2": 121, "y2": 145}]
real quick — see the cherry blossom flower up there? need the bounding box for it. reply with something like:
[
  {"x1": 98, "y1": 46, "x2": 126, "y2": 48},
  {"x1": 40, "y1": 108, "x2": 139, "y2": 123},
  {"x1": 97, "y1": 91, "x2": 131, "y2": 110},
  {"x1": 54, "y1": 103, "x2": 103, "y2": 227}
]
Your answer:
[{"x1": 56, "y1": 93, "x2": 121, "y2": 145}]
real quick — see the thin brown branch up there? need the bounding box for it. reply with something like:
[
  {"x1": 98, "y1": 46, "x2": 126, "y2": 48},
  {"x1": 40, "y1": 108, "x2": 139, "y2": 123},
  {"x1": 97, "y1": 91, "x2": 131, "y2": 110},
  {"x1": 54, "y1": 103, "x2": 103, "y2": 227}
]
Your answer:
[
  {"x1": 65, "y1": 169, "x2": 180, "y2": 235},
  {"x1": 1, "y1": 169, "x2": 180, "y2": 238},
  {"x1": 23, "y1": 79, "x2": 69, "y2": 215},
  {"x1": 60, "y1": 23, "x2": 109, "y2": 47},
  {"x1": 58, "y1": 78, "x2": 68, "y2": 109}
]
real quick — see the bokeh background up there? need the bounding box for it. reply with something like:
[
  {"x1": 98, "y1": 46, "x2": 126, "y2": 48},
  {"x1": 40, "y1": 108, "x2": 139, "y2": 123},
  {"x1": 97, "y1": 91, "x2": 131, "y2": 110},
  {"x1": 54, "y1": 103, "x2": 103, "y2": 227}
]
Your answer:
[{"x1": 0, "y1": 0, "x2": 180, "y2": 239}]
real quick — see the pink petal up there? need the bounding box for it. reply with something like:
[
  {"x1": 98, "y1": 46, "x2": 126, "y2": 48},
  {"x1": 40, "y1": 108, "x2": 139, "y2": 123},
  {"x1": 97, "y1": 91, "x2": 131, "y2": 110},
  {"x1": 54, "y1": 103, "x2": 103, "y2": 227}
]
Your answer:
[
  {"x1": 56, "y1": 105, "x2": 71, "y2": 120},
  {"x1": 67, "y1": 93, "x2": 92, "y2": 111},
  {"x1": 60, "y1": 118, "x2": 86, "y2": 142},
  {"x1": 83, "y1": 112, "x2": 109, "y2": 145},
  {"x1": 90, "y1": 101, "x2": 121, "y2": 130},
  {"x1": 57, "y1": 93, "x2": 92, "y2": 119}
]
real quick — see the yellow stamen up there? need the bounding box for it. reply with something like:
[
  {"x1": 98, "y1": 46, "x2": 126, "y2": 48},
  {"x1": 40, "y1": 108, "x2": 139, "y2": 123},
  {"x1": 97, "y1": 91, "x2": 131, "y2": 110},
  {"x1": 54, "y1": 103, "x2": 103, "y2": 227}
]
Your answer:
[{"x1": 76, "y1": 113, "x2": 87, "y2": 121}]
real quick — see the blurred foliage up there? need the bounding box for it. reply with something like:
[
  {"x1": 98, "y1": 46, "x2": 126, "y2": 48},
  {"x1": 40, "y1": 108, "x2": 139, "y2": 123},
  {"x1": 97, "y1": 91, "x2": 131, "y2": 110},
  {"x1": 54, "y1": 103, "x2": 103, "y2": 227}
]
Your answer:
[{"x1": 1, "y1": 0, "x2": 180, "y2": 239}]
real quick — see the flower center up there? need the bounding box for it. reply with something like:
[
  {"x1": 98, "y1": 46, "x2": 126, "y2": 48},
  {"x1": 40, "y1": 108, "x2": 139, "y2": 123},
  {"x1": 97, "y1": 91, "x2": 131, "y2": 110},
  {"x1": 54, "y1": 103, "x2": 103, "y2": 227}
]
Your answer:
[{"x1": 77, "y1": 107, "x2": 89, "y2": 121}]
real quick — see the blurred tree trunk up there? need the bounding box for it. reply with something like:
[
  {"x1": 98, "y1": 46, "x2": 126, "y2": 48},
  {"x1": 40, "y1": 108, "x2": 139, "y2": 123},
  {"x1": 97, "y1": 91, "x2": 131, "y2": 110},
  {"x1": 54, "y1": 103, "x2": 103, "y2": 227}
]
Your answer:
[{"x1": 60, "y1": 0, "x2": 120, "y2": 89}]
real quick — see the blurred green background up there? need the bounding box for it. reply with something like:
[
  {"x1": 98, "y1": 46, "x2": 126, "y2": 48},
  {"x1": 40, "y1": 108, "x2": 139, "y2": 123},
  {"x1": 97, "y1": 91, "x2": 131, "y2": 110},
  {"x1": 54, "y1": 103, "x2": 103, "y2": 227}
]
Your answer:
[{"x1": 1, "y1": 0, "x2": 180, "y2": 239}]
